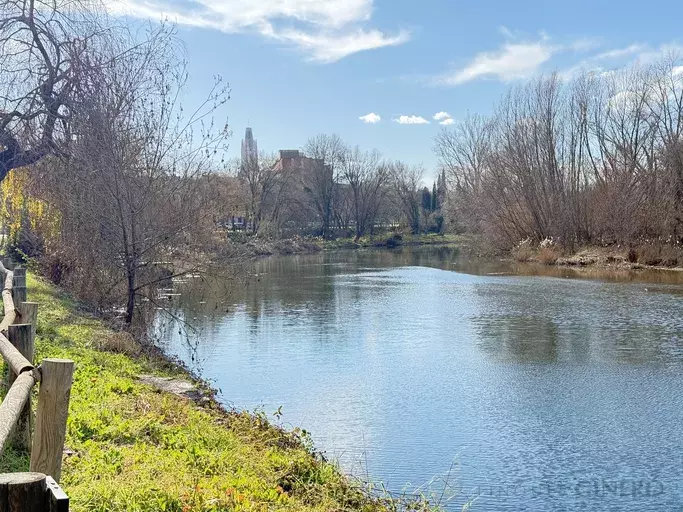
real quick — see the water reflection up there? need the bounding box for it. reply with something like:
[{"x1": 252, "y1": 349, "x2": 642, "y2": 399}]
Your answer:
[
  {"x1": 153, "y1": 247, "x2": 683, "y2": 511},
  {"x1": 474, "y1": 315, "x2": 559, "y2": 362}
]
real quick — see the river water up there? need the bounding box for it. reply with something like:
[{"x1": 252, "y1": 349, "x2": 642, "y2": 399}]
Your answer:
[{"x1": 154, "y1": 247, "x2": 683, "y2": 511}]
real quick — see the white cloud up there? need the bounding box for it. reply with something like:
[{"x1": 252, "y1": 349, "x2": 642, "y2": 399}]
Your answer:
[
  {"x1": 433, "y1": 111, "x2": 455, "y2": 125},
  {"x1": 359, "y1": 112, "x2": 381, "y2": 124},
  {"x1": 437, "y1": 38, "x2": 556, "y2": 85},
  {"x1": 431, "y1": 33, "x2": 650, "y2": 87},
  {"x1": 104, "y1": 0, "x2": 410, "y2": 63},
  {"x1": 558, "y1": 43, "x2": 648, "y2": 79},
  {"x1": 634, "y1": 43, "x2": 683, "y2": 65},
  {"x1": 394, "y1": 115, "x2": 430, "y2": 125},
  {"x1": 593, "y1": 44, "x2": 647, "y2": 61},
  {"x1": 269, "y1": 28, "x2": 410, "y2": 63},
  {"x1": 559, "y1": 42, "x2": 683, "y2": 80},
  {"x1": 568, "y1": 37, "x2": 602, "y2": 53},
  {"x1": 608, "y1": 90, "x2": 638, "y2": 110}
]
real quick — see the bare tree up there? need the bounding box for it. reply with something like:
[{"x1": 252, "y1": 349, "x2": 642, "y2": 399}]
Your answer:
[
  {"x1": 435, "y1": 114, "x2": 494, "y2": 233},
  {"x1": 340, "y1": 147, "x2": 389, "y2": 240},
  {"x1": 433, "y1": 57, "x2": 683, "y2": 250},
  {"x1": 435, "y1": 114, "x2": 493, "y2": 194},
  {"x1": 32, "y1": 24, "x2": 230, "y2": 323},
  {"x1": 302, "y1": 134, "x2": 344, "y2": 238},
  {"x1": 390, "y1": 161, "x2": 423, "y2": 234},
  {"x1": 0, "y1": 0, "x2": 102, "y2": 180},
  {"x1": 239, "y1": 151, "x2": 283, "y2": 235},
  {"x1": 647, "y1": 56, "x2": 683, "y2": 239}
]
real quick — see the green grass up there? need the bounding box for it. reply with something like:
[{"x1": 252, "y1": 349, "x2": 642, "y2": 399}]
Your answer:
[{"x1": 0, "y1": 274, "x2": 401, "y2": 512}]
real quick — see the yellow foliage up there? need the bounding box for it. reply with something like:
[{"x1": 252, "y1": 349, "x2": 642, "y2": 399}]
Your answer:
[{"x1": 0, "y1": 168, "x2": 60, "y2": 247}]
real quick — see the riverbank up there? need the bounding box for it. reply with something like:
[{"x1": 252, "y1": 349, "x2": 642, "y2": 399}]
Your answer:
[
  {"x1": 512, "y1": 243, "x2": 683, "y2": 273},
  {"x1": 222, "y1": 232, "x2": 471, "y2": 259},
  {"x1": 0, "y1": 274, "x2": 426, "y2": 511},
  {"x1": 318, "y1": 233, "x2": 469, "y2": 251}
]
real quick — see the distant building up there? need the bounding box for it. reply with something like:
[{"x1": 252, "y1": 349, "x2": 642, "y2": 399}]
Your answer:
[
  {"x1": 272, "y1": 150, "x2": 323, "y2": 176},
  {"x1": 240, "y1": 127, "x2": 258, "y2": 171}
]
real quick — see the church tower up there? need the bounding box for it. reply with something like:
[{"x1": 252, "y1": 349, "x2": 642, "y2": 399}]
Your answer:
[{"x1": 241, "y1": 127, "x2": 258, "y2": 171}]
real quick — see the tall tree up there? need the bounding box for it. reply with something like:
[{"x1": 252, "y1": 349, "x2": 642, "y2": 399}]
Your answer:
[
  {"x1": 302, "y1": 134, "x2": 344, "y2": 238},
  {"x1": 421, "y1": 187, "x2": 432, "y2": 212},
  {"x1": 390, "y1": 162, "x2": 423, "y2": 234},
  {"x1": 33, "y1": 24, "x2": 230, "y2": 323},
  {"x1": 340, "y1": 147, "x2": 389, "y2": 240},
  {"x1": 240, "y1": 151, "x2": 280, "y2": 234}
]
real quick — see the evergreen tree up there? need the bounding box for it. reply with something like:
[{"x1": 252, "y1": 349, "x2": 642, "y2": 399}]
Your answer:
[{"x1": 421, "y1": 187, "x2": 432, "y2": 211}]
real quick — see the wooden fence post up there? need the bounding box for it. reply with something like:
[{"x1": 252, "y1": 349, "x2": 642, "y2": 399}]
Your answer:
[
  {"x1": 11, "y1": 268, "x2": 26, "y2": 305},
  {"x1": 0, "y1": 472, "x2": 47, "y2": 512},
  {"x1": 30, "y1": 359, "x2": 74, "y2": 483},
  {"x1": 16, "y1": 303, "x2": 38, "y2": 334},
  {"x1": 11, "y1": 267, "x2": 25, "y2": 288},
  {"x1": 6, "y1": 324, "x2": 34, "y2": 452},
  {"x1": 1, "y1": 258, "x2": 13, "y2": 271}
]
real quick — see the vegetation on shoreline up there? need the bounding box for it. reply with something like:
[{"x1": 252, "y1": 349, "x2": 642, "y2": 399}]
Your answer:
[
  {"x1": 436, "y1": 57, "x2": 683, "y2": 255},
  {"x1": 318, "y1": 233, "x2": 467, "y2": 251},
  {"x1": 223, "y1": 232, "x2": 469, "y2": 258},
  {"x1": 512, "y1": 239, "x2": 683, "y2": 271},
  {"x1": 0, "y1": 274, "x2": 429, "y2": 511}
]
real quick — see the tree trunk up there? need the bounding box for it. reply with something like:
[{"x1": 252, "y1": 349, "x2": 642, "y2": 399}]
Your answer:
[{"x1": 125, "y1": 267, "x2": 135, "y2": 324}]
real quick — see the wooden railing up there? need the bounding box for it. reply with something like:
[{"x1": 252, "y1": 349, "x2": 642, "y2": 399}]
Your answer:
[{"x1": 0, "y1": 258, "x2": 72, "y2": 512}]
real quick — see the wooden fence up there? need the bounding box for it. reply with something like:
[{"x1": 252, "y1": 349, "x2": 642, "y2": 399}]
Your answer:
[{"x1": 0, "y1": 258, "x2": 72, "y2": 512}]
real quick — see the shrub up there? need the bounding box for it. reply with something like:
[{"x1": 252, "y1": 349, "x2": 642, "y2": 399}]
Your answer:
[
  {"x1": 512, "y1": 238, "x2": 534, "y2": 262},
  {"x1": 627, "y1": 247, "x2": 638, "y2": 263},
  {"x1": 384, "y1": 233, "x2": 403, "y2": 248},
  {"x1": 659, "y1": 245, "x2": 682, "y2": 267},
  {"x1": 636, "y1": 244, "x2": 663, "y2": 266},
  {"x1": 538, "y1": 246, "x2": 561, "y2": 265},
  {"x1": 633, "y1": 243, "x2": 683, "y2": 267}
]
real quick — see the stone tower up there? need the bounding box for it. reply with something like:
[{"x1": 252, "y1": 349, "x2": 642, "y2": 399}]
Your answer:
[{"x1": 241, "y1": 127, "x2": 258, "y2": 170}]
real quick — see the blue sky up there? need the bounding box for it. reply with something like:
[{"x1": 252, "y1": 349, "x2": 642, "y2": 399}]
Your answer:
[{"x1": 108, "y1": 0, "x2": 683, "y2": 181}]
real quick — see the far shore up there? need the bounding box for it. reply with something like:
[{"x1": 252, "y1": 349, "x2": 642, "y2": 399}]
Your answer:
[
  {"x1": 514, "y1": 245, "x2": 683, "y2": 275},
  {"x1": 222, "y1": 232, "x2": 470, "y2": 258}
]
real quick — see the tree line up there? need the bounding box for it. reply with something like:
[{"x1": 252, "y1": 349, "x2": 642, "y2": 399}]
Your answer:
[
  {"x1": 0, "y1": 0, "x2": 445, "y2": 324},
  {"x1": 235, "y1": 134, "x2": 446, "y2": 240},
  {"x1": 8, "y1": 0, "x2": 680, "y2": 322},
  {"x1": 435, "y1": 56, "x2": 683, "y2": 253}
]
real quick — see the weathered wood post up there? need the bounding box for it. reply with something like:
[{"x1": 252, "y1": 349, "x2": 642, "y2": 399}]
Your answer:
[
  {"x1": 30, "y1": 359, "x2": 74, "y2": 483},
  {"x1": 6, "y1": 324, "x2": 34, "y2": 451},
  {"x1": 11, "y1": 267, "x2": 25, "y2": 287},
  {"x1": 16, "y1": 303, "x2": 38, "y2": 334},
  {"x1": 0, "y1": 472, "x2": 47, "y2": 512},
  {"x1": 11, "y1": 267, "x2": 26, "y2": 305}
]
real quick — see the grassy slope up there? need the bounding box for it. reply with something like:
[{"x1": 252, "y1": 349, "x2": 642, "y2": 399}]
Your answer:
[{"x1": 0, "y1": 275, "x2": 387, "y2": 512}]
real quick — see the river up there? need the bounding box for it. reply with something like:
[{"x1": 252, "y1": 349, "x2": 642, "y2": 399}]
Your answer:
[{"x1": 154, "y1": 247, "x2": 683, "y2": 511}]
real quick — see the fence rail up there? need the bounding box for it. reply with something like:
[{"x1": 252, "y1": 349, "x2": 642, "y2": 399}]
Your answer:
[{"x1": 0, "y1": 258, "x2": 72, "y2": 512}]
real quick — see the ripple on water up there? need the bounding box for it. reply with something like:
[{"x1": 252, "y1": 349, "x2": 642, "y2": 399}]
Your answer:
[{"x1": 157, "y1": 250, "x2": 683, "y2": 511}]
